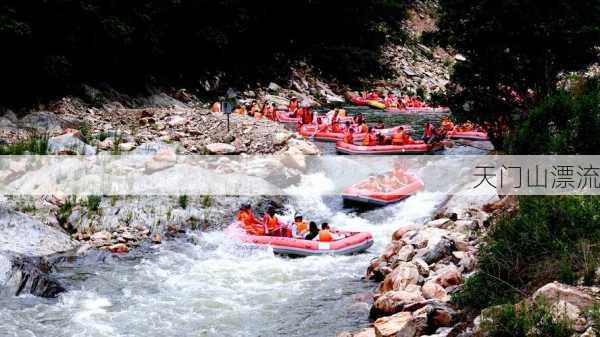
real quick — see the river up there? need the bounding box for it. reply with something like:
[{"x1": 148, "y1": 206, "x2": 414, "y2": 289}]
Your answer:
[{"x1": 0, "y1": 107, "x2": 487, "y2": 337}]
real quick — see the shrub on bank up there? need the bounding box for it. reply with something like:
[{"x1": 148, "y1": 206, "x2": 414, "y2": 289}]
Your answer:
[{"x1": 453, "y1": 195, "x2": 600, "y2": 310}]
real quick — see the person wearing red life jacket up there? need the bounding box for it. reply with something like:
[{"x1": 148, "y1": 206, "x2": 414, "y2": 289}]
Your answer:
[
  {"x1": 300, "y1": 106, "x2": 313, "y2": 125},
  {"x1": 288, "y1": 97, "x2": 299, "y2": 116},
  {"x1": 368, "y1": 91, "x2": 379, "y2": 100},
  {"x1": 422, "y1": 122, "x2": 436, "y2": 144}
]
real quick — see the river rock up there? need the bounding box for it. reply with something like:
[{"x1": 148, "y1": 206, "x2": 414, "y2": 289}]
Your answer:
[
  {"x1": 372, "y1": 285, "x2": 425, "y2": 317},
  {"x1": 427, "y1": 218, "x2": 452, "y2": 228},
  {"x1": 47, "y1": 133, "x2": 96, "y2": 155},
  {"x1": 272, "y1": 132, "x2": 293, "y2": 145},
  {"x1": 374, "y1": 312, "x2": 417, "y2": 337},
  {"x1": 422, "y1": 281, "x2": 449, "y2": 301},
  {"x1": 118, "y1": 142, "x2": 136, "y2": 152},
  {"x1": 167, "y1": 115, "x2": 187, "y2": 127},
  {"x1": 106, "y1": 243, "x2": 129, "y2": 253},
  {"x1": 412, "y1": 258, "x2": 430, "y2": 277},
  {"x1": 0, "y1": 255, "x2": 65, "y2": 298},
  {"x1": 397, "y1": 245, "x2": 416, "y2": 262},
  {"x1": 0, "y1": 207, "x2": 77, "y2": 256},
  {"x1": 381, "y1": 262, "x2": 420, "y2": 292},
  {"x1": 434, "y1": 267, "x2": 463, "y2": 289},
  {"x1": 206, "y1": 143, "x2": 237, "y2": 154},
  {"x1": 268, "y1": 82, "x2": 282, "y2": 92},
  {"x1": 533, "y1": 282, "x2": 597, "y2": 311},
  {"x1": 420, "y1": 232, "x2": 455, "y2": 264},
  {"x1": 286, "y1": 138, "x2": 319, "y2": 155}
]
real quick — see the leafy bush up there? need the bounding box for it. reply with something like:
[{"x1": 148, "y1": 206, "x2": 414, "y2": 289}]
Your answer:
[
  {"x1": 480, "y1": 301, "x2": 574, "y2": 337},
  {"x1": 454, "y1": 195, "x2": 600, "y2": 310},
  {"x1": 507, "y1": 80, "x2": 600, "y2": 155},
  {"x1": 85, "y1": 195, "x2": 101, "y2": 213}
]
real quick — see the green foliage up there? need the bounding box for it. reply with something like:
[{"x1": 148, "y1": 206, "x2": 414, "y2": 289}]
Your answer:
[
  {"x1": 507, "y1": 79, "x2": 600, "y2": 154},
  {"x1": 79, "y1": 122, "x2": 93, "y2": 144},
  {"x1": 480, "y1": 301, "x2": 574, "y2": 337},
  {"x1": 0, "y1": 134, "x2": 48, "y2": 155},
  {"x1": 437, "y1": 0, "x2": 600, "y2": 127},
  {"x1": 454, "y1": 195, "x2": 600, "y2": 310},
  {"x1": 178, "y1": 194, "x2": 188, "y2": 209},
  {"x1": 202, "y1": 195, "x2": 213, "y2": 209},
  {"x1": 85, "y1": 195, "x2": 101, "y2": 213},
  {"x1": 58, "y1": 196, "x2": 76, "y2": 228},
  {"x1": 586, "y1": 305, "x2": 600, "y2": 334},
  {"x1": 0, "y1": 0, "x2": 408, "y2": 105}
]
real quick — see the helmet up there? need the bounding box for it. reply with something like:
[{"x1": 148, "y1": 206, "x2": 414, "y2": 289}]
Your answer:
[{"x1": 294, "y1": 213, "x2": 303, "y2": 219}]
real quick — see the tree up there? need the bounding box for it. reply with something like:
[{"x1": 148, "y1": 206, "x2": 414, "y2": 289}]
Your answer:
[{"x1": 437, "y1": 0, "x2": 600, "y2": 125}]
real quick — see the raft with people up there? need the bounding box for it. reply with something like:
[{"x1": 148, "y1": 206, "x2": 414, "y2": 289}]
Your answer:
[
  {"x1": 335, "y1": 140, "x2": 444, "y2": 155},
  {"x1": 298, "y1": 124, "x2": 410, "y2": 142},
  {"x1": 225, "y1": 222, "x2": 374, "y2": 256},
  {"x1": 446, "y1": 130, "x2": 489, "y2": 141},
  {"x1": 342, "y1": 171, "x2": 424, "y2": 206}
]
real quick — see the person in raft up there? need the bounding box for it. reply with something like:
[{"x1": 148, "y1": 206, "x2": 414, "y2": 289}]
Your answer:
[
  {"x1": 288, "y1": 97, "x2": 299, "y2": 116},
  {"x1": 362, "y1": 127, "x2": 378, "y2": 146},
  {"x1": 343, "y1": 122, "x2": 355, "y2": 144},
  {"x1": 422, "y1": 122, "x2": 437, "y2": 144},
  {"x1": 304, "y1": 222, "x2": 320, "y2": 241},
  {"x1": 441, "y1": 116, "x2": 455, "y2": 131},
  {"x1": 319, "y1": 223, "x2": 341, "y2": 241},
  {"x1": 263, "y1": 207, "x2": 283, "y2": 236},
  {"x1": 299, "y1": 106, "x2": 314, "y2": 125},
  {"x1": 391, "y1": 127, "x2": 415, "y2": 145},
  {"x1": 291, "y1": 213, "x2": 309, "y2": 239},
  {"x1": 353, "y1": 113, "x2": 364, "y2": 126},
  {"x1": 237, "y1": 204, "x2": 264, "y2": 235}
]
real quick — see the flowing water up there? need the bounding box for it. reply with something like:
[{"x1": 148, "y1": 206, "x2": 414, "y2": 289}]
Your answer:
[{"x1": 0, "y1": 107, "x2": 487, "y2": 337}]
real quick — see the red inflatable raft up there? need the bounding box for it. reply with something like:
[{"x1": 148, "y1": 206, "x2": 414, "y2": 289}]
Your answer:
[
  {"x1": 298, "y1": 125, "x2": 410, "y2": 142},
  {"x1": 276, "y1": 110, "x2": 353, "y2": 125},
  {"x1": 225, "y1": 222, "x2": 374, "y2": 256},
  {"x1": 446, "y1": 130, "x2": 489, "y2": 141},
  {"x1": 335, "y1": 140, "x2": 445, "y2": 155},
  {"x1": 385, "y1": 107, "x2": 451, "y2": 114},
  {"x1": 342, "y1": 173, "x2": 424, "y2": 206},
  {"x1": 350, "y1": 96, "x2": 368, "y2": 106}
]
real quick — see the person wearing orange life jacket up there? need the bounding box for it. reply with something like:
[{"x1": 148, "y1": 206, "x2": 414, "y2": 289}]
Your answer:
[
  {"x1": 300, "y1": 106, "x2": 314, "y2": 125},
  {"x1": 384, "y1": 92, "x2": 397, "y2": 108},
  {"x1": 318, "y1": 223, "x2": 338, "y2": 242},
  {"x1": 343, "y1": 123, "x2": 355, "y2": 144},
  {"x1": 236, "y1": 204, "x2": 264, "y2": 236},
  {"x1": 288, "y1": 97, "x2": 299, "y2": 116},
  {"x1": 291, "y1": 213, "x2": 309, "y2": 239},
  {"x1": 392, "y1": 127, "x2": 406, "y2": 145},
  {"x1": 441, "y1": 116, "x2": 455, "y2": 131},
  {"x1": 262, "y1": 207, "x2": 282, "y2": 236},
  {"x1": 362, "y1": 127, "x2": 378, "y2": 146}
]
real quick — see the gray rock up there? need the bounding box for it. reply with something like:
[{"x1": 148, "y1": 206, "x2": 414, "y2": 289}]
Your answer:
[
  {"x1": 0, "y1": 255, "x2": 65, "y2": 298},
  {"x1": 268, "y1": 82, "x2": 282, "y2": 92},
  {"x1": 0, "y1": 207, "x2": 77, "y2": 256},
  {"x1": 47, "y1": 134, "x2": 96, "y2": 155}
]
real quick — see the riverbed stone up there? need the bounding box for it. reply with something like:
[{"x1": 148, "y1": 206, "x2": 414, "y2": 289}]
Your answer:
[
  {"x1": 206, "y1": 143, "x2": 237, "y2": 154},
  {"x1": 397, "y1": 245, "x2": 416, "y2": 262},
  {"x1": 422, "y1": 281, "x2": 449, "y2": 301},
  {"x1": 382, "y1": 262, "x2": 421, "y2": 292},
  {"x1": 372, "y1": 285, "x2": 424, "y2": 317},
  {"x1": 374, "y1": 312, "x2": 417, "y2": 337}
]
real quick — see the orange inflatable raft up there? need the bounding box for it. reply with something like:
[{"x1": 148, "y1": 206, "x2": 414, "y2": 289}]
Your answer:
[
  {"x1": 335, "y1": 140, "x2": 445, "y2": 155},
  {"x1": 298, "y1": 125, "x2": 410, "y2": 142},
  {"x1": 446, "y1": 130, "x2": 489, "y2": 141},
  {"x1": 225, "y1": 222, "x2": 374, "y2": 256},
  {"x1": 342, "y1": 173, "x2": 424, "y2": 206}
]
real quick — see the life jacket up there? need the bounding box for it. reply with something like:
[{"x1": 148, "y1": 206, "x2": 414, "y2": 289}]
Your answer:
[
  {"x1": 302, "y1": 109, "x2": 313, "y2": 124},
  {"x1": 263, "y1": 214, "x2": 280, "y2": 232},
  {"x1": 392, "y1": 132, "x2": 405, "y2": 145},
  {"x1": 362, "y1": 132, "x2": 377, "y2": 146},
  {"x1": 319, "y1": 229, "x2": 333, "y2": 242},
  {"x1": 237, "y1": 210, "x2": 264, "y2": 235},
  {"x1": 295, "y1": 221, "x2": 308, "y2": 235},
  {"x1": 403, "y1": 133, "x2": 414, "y2": 144},
  {"x1": 368, "y1": 93, "x2": 379, "y2": 100},
  {"x1": 343, "y1": 131, "x2": 354, "y2": 144},
  {"x1": 331, "y1": 121, "x2": 341, "y2": 133},
  {"x1": 289, "y1": 101, "x2": 298, "y2": 112},
  {"x1": 358, "y1": 124, "x2": 369, "y2": 134},
  {"x1": 442, "y1": 120, "x2": 454, "y2": 131},
  {"x1": 424, "y1": 125, "x2": 433, "y2": 138}
]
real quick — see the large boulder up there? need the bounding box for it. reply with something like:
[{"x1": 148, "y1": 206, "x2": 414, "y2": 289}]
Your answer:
[
  {"x1": 48, "y1": 133, "x2": 96, "y2": 155},
  {"x1": 422, "y1": 281, "x2": 449, "y2": 302},
  {"x1": 381, "y1": 262, "x2": 421, "y2": 292},
  {"x1": 533, "y1": 282, "x2": 597, "y2": 311},
  {"x1": 372, "y1": 285, "x2": 425, "y2": 317},
  {"x1": 0, "y1": 255, "x2": 65, "y2": 298},
  {"x1": 374, "y1": 312, "x2": 418, "y2": 337},
  {"x1": 0, "y1": 207, "x2": 77, "y2": 256}
]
